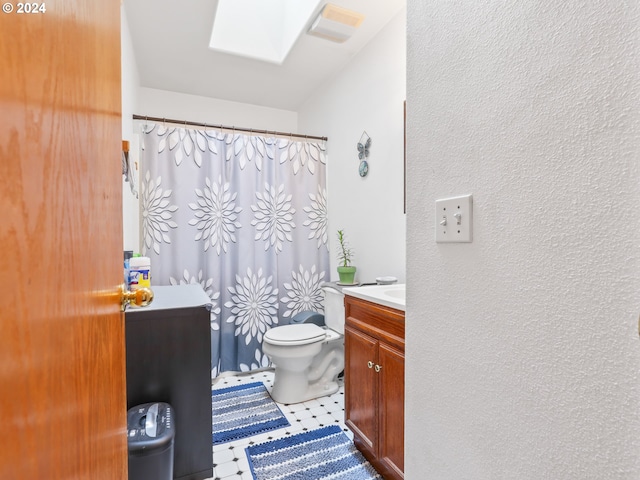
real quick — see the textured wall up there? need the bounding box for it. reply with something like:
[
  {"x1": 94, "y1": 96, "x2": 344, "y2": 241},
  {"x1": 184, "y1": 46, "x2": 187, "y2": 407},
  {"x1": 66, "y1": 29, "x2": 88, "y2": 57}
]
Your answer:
[{"x1": 406, "y1": 1, "x2": 640, "y2": 478}]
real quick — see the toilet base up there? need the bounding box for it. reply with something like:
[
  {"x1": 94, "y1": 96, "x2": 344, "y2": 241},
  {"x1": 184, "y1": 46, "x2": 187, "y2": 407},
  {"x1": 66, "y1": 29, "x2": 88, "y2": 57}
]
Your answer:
[
  {"x1": 263, "y1": 329, "x2": 345, "y2": 405},
  {"x1": 270, "y1": 370, "x2": 340, "y2": 404}
]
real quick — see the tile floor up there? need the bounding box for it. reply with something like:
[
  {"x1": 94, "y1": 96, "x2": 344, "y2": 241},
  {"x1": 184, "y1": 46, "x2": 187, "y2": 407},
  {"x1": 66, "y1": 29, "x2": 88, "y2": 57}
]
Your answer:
[{"x1": 206, "y1": 369, "x2": 352, "y2": 480}]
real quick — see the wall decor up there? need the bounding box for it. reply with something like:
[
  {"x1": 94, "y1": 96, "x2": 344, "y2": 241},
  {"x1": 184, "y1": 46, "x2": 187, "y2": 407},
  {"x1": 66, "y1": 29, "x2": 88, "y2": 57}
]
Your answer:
[{"x1": 357, "y1": 131, "x2": 371, "y2": 177}]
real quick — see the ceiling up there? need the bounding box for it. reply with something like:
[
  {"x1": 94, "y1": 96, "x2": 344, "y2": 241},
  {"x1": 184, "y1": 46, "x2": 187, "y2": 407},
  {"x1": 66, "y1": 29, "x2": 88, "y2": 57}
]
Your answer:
[{"x1": 124, "y1": 0, "x2": 406, "y2": 111}]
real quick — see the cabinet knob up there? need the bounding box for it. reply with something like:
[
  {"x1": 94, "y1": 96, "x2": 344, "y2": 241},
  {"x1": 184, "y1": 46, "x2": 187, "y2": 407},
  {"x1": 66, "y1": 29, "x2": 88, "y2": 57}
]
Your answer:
[
  {"x1": 367, "y1": 361, "x2": 374, "y2": 369},
  {"x1": 375, "y1": 364, "x2": 382, "y2": 373}
]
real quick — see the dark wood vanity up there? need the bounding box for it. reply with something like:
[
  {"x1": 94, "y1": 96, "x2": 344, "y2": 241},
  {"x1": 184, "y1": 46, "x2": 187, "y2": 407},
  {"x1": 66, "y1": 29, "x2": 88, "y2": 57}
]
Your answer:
[
  {"x1": 344, "y1": 294, "x2": 405, "y2": 480},
  {"x1": 125, "y1": 285, "x2": 213, "y2": 480}
]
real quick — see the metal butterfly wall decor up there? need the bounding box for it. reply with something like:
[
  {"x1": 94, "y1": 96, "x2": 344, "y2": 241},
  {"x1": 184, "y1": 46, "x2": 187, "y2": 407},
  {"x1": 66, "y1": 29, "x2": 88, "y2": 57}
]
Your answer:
[{"x1": 357, "y1": 131, "x2": 371, "y2": 177}]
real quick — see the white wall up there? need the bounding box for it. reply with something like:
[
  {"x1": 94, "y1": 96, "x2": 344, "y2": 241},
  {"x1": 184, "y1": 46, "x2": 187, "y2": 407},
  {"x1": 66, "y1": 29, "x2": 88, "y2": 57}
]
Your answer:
[
  {"x1": 121, "y1": 7, "x2": 141, "y2": 253},
  {"x1": 406, "y1": 1, "x2": 640, "y2": 478},
  {"x1": 138, "y1": 87, "x2": 298, "y2": 133},
  {"x1": 298, "y1": 9, "x2": 406, "y2": 284}
]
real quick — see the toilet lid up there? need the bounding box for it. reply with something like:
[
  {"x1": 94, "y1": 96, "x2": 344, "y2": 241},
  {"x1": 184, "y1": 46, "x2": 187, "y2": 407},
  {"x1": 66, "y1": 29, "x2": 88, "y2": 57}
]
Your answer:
[{"x1": 264, "y1": 324, "x2": 327, "y2": 346}]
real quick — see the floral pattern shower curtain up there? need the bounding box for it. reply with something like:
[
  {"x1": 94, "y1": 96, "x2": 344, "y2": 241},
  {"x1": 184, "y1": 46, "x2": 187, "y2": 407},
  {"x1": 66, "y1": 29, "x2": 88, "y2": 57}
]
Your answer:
[{"x1": 140, "y1": 124, "x2": 329, "y2": 375}]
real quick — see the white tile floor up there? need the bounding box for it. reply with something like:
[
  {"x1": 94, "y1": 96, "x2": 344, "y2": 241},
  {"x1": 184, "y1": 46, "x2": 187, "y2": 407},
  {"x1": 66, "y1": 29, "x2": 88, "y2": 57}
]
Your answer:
[{"x1": 206, "y1": 369, "x2": 352, "y2": 480}]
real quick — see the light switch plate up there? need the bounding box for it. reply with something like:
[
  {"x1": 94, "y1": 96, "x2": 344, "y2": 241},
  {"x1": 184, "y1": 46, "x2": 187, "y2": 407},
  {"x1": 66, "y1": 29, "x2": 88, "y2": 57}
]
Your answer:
[{"x1": 435, "y1": 194, "x2": 473, "y2": 243}]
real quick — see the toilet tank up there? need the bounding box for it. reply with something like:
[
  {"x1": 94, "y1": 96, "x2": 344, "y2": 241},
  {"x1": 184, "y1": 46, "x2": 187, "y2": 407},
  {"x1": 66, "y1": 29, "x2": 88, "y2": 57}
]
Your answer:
[{"x1": 322, "y1": 286, "x2": 345, "y2": 334}]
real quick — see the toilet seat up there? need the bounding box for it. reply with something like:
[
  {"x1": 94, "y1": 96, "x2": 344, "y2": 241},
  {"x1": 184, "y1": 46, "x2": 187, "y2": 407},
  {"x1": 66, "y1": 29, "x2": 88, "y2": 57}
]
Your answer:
[{"x1": 264, "y1": 324, "x2": 327, "y2": 346}]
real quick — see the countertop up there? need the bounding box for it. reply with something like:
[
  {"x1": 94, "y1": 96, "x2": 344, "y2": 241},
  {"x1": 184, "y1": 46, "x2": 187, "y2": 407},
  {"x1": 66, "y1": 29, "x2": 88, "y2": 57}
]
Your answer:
[
  {"x1": 342, "y1": 284, "x2": 406, "y2": 312},
  {"x1": 126, "y1": 284, "x2": 212, "y2": 313}
]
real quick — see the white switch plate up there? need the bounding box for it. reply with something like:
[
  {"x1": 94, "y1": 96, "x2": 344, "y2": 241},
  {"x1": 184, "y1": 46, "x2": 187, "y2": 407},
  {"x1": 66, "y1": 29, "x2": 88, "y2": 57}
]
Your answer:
[{"x1": 435, "y1": 194, "x2": 473, "y2": 243}]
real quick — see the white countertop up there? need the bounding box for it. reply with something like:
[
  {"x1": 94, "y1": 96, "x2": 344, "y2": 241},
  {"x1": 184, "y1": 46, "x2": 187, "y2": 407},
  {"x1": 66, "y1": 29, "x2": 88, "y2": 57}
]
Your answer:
[
  {"x1": 342, "y1": 284, "x2": 405, "y2": 312},
  {"x1": 126, "y1": 284, "x2": 212, "y2": 313}
]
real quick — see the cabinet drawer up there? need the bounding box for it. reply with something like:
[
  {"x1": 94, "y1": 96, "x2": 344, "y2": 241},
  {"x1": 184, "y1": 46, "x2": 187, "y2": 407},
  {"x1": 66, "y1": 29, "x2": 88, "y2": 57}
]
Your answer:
[{"x1": 345, "y1": 296, "x2": 404, "y2": 350}]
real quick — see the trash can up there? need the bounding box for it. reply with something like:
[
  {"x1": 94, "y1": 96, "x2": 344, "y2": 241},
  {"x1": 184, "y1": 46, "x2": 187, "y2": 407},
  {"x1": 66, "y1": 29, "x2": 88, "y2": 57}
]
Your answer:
[{"x1": 127, "y1": 402, "x2": 175, "y2": 480}]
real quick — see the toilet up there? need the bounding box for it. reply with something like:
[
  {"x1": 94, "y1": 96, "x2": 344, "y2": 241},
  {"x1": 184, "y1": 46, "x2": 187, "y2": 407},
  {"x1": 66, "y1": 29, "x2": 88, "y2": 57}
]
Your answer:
[{"x1": 262, "y1": 285, "x2": 345, "y2": 404}]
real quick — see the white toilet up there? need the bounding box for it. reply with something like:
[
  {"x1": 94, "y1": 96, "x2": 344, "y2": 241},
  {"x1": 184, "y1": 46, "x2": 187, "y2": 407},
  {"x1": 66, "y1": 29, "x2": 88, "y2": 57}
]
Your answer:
[{"x1": 263, "y1": 285, "x2": 345, "y2": 404}]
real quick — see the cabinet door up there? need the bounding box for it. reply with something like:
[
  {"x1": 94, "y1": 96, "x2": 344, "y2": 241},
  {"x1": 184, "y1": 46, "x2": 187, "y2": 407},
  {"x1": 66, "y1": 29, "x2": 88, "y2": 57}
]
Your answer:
[
  {"x1": 126, "y1": 306, "x2": 213, "y2": 480},
  {"x1": 378, "y1": 342, "x2": 405, "y2": 479},
  {"x1": 345, "y1": 325, "x2": 378, "y2": 453}
]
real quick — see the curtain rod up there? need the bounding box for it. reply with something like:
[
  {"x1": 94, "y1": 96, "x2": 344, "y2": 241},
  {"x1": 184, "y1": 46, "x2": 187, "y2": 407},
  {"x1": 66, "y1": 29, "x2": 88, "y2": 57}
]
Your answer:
[{"x1": 132, "y1": 114, "x2": 327, "y2": 142}]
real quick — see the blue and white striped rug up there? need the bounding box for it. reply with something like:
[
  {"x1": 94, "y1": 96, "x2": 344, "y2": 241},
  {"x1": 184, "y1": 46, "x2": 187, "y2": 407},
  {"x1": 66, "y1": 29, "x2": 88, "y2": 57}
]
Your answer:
[
  {"x1": 246, "y1": 425, "x2": 383, "y2": 480},
  {"x1": 212, "y1": 382, "x2": 290, "y2": 445}
]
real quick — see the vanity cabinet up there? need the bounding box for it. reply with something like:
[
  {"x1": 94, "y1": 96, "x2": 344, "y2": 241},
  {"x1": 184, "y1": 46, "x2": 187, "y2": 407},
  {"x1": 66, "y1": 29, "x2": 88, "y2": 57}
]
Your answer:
[
  {"x1": 125, "y1": 285, "x2": 213, "y2": 480},
  {"x1": 344, "y1": 295, "x2": 404, "y2": 480}
]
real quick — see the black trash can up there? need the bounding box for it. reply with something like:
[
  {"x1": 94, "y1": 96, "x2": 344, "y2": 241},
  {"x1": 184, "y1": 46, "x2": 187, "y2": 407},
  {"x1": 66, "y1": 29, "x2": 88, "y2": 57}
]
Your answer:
[{"x1": 127, "y1": 402, "x2": 175, "y2": 480}]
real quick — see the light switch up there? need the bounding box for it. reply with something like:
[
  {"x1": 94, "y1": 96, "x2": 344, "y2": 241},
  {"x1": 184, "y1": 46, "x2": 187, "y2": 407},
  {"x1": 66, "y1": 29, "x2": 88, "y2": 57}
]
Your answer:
[{"x1": 435, "y1": 194, "x2": 473, "y2": 243}]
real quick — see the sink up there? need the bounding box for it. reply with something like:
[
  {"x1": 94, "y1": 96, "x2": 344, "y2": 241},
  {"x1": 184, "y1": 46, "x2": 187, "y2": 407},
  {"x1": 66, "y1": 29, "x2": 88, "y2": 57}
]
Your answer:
[
  {"x1": 383, "y1": 289, "x2": 405, "y2": 300},
  {"x1": 342, "y1": 284, "x2": 405, "y2": 311}
]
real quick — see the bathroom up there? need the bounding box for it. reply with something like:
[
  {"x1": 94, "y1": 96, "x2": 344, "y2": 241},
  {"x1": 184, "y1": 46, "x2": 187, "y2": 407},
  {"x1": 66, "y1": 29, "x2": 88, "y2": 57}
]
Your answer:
[
  {"x1": 120, "y1": 0, "x2": 639, "y2": 478},
  {"x1": 121, "y1": 1, "x2": 407, "y2": 478},
  {"x1": 2, "y1": 0, "x2": 638, "y2": 478},
  {"x1": 121, "y1": 4, "x2": 407, "y2": 290}
]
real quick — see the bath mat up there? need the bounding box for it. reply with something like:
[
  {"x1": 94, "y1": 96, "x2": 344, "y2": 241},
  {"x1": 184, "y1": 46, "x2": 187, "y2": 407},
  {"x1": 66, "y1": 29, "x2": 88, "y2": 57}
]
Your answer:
[
  {"x1": 212, "y1": 382, "x2": 290, "y2": 445},
  {"x1": 246, "y1": 425, "x2": 383, "y2": 480}
]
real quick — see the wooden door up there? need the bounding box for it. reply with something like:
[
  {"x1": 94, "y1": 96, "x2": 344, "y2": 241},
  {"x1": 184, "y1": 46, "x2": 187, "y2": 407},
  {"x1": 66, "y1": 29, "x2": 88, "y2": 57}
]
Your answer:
[
  {"x1": 378, "y1": 343, "x2": 405, "y2": 479},
  {"x1": 344, "y1": 325, "x2": 378, "y2": 454},
  {"x1": 0, "y1": 1, "x2": 126, "y2": 478}
]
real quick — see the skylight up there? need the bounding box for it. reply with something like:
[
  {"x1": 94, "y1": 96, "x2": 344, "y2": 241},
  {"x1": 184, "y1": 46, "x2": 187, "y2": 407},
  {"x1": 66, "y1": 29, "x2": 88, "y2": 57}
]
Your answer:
[{"x1": 209, "y1": 0, "x2": 322, "y2": 65}]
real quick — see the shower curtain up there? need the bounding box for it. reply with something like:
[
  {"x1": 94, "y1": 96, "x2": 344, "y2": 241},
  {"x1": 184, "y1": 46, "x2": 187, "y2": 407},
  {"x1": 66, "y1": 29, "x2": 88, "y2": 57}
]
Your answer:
[{"x1": 139, "y1": 124, "x2": 330, "y2": 375}]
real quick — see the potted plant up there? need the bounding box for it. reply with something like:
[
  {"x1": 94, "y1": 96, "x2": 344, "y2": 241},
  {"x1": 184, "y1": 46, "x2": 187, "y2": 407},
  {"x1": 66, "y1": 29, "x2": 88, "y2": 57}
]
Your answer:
[{"x1": 336, "y1": 229, "x2": 357, "y2": 284}]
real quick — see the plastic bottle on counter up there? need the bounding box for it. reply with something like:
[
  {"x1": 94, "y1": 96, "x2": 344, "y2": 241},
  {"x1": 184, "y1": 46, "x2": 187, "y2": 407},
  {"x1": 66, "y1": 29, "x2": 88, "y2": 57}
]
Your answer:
[
  {"x1": 129, "y1": 256, "x2": 151, "y2": 290},
  {"x1": 124, "y1": 251, "x2": 133, "y2": 289}
]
